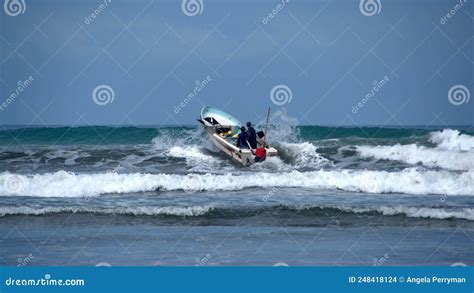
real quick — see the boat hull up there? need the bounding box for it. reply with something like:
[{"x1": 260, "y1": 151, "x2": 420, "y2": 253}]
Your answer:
[
  {"x1": 206, "y1": 130, "x2": 278, "y2": 166},
  {"x1": 200, "y1": 105, "x2": 278, "y2": 166}
]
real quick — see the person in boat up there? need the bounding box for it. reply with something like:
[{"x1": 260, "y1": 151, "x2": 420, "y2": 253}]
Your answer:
[
  {"x1": 246, "y1": 122, "x2": 257, "y2": 149},
  {"x1": 237, "y1": 126, "x2": 249, "y2": 148},
  {"x1": 254, "y1": 147, "x2": 267, "y2": 162},
  {"x1": 219, "y1": 128, "x2": 233, "y2": 137}
]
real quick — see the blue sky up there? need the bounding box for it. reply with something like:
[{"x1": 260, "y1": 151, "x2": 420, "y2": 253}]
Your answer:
[{"x1": 0, "y1": 0, "x2": 473, "y2": 126}]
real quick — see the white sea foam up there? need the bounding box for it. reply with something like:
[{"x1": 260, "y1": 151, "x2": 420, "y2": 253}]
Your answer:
[
  {"x1": 0, "y1": 168, "x2": 472, "y2": 197},
  {"x1": 1, "y1": 204, "x2": 472, "y2": 221},
  {"x1": 168, "y1": 146, "x2": 218, "y2": 164},
  {"x1": 280, "y1": 142, "x2": 333, "y2": 168},
  {"x1": 347, "y1": 206, "x2": 474, "y2": 221},
  {"x1": 0, "y1": 205, "x2": 213, "y2": 217},
  {"x1": 429, "y1": 129, "x2": 474, "y2": 151},
  {"x1": 356, "y1": 144, "x2": 474, "y2": 171},
  {"x1": 356, "y1": 129, "x2": 474, "y2": 171}
]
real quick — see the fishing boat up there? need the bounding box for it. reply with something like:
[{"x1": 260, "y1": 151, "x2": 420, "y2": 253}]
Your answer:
[{"x1": 198, "y1": 106, "x2": 278, "y2": 166}]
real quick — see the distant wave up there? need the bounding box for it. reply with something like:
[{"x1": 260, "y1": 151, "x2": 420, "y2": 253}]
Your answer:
[
  {"x1": 356, "y1": 145, "x2": 474, "y2": 171},
  {"x1": 1, "y1": 205, "x2": 472, "y2": 221},
  {"x1": 2, "y1": 125, "x2": 471, "y2": 146},
  {"x1": 356, "y1": 130, "x2": 474, "y2": 171},
  {"x1": 0, "y1": 205, "x2": 213, "y2": 217},
  {"x1": 347, "y1": 206, "x2": 474, "y2": 221},
  {"x1": 429, "y1": 129, "x2": 474, "y2": 151},
  {"x1": 0, "y1": 168, "x2": 473, "y2": 197}
]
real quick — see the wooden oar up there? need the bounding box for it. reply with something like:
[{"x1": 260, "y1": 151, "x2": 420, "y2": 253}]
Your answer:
[{"x1": 246, "y1": 140, "x2": 255, "y2": 155}]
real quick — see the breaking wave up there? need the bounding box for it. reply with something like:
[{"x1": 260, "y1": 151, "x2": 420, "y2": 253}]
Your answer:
[
  {"x1": 429, "y1": 129, "x2": 474, "y2": 151},
  {"x1": 355, "y1": 129, "x2": 474, "y2": 171},
  {"x1": 0, "y1": 205, "x2": 213, "y2": 217},
  {"x1": 0, "y1": 168, "x2": 473, "y2": 197},
  {"x1": 1, "y1": 204, "x2": 472, "y2": 221},
  {"x1": 356, "y1": 144, "x2": 474, "y2": 171}
]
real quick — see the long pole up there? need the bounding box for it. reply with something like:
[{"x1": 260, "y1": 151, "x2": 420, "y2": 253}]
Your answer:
[{"x1": 263, "y1": 107, "x2": 271, "y2": 147}]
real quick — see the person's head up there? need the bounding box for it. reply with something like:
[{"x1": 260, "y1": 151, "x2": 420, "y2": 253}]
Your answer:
[
  {"x1": 246, "y1": 122, "x2": 251, "y2": 127},
  {"x1": 240, "y1": 126, "x2": 246, "y2": 132}
]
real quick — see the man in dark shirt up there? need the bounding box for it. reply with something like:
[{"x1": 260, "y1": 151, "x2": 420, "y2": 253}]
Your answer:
[
  {"x1": 237, "y1": 126, "x2": 249, "y2": 148},
  {"x1": 246, "y1": 122, "x2": 257, "y2": 149}
]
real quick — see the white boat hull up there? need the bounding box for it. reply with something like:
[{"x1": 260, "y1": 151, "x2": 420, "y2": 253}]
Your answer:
[
  {"x1": 200, "y1": 105, "x2": 278, "y2": 166},
  {"x1": 207, "y1": 129, "x2": 278, "y2": 166}
]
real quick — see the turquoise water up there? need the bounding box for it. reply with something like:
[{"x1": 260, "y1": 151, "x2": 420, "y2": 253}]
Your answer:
[{"x1": 1, "y1": 125, "x2": 472, "y2": 145}]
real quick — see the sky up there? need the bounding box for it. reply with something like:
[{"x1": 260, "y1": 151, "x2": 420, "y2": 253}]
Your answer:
[{"x1": 0, "y1": 0, "x2": 473, "y2": 126}]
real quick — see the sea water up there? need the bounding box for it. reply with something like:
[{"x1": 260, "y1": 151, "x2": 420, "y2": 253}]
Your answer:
[{"x1": 0, "y1": 123, "x2": 473, "y2": 266}]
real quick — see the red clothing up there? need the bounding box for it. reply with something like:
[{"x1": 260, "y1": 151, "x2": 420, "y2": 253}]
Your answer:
[{"x1": 255, "y1": 148, "x2": 266, "y2": 157}]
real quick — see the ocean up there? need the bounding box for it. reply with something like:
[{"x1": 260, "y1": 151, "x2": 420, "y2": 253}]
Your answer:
[{"x1": 0, "y1": 121, "x2": 473, "y2": 266}]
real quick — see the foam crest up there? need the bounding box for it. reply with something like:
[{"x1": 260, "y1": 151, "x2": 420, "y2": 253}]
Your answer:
[
  {"x1": 1, "y1": 204, "x2": 472, "y2": 221},
  {"x1": 348, "y1": 206, "x2": 474, "y2": 221},
  {"x1": 429, "y1": 129, "x2": 474, "y2": 151},
  {"x1": 280, "y1": 142, "x2": 333, "y2": 169},
  {"x1": 0, "y1": 205, "x2": 213, "y2": 217},
  {"x1": 356, "y1": 144, "x2": 474, "y2": 171},
  {"x1": 0, "y1": 168, "x2": 472, "y2": 197}
]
